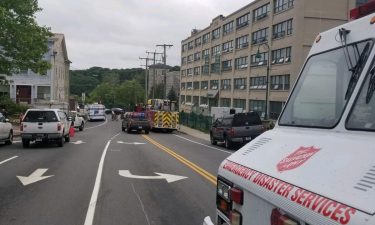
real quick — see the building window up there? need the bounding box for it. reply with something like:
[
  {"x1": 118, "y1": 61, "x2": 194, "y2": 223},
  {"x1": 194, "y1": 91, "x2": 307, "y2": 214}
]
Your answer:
[
  {"x1": 211, "y1": 63, "x2": 220, "y2": 74},
  {"x1": 274, "y1": 0, "x2": 294, "y2": 13},
  {"x1": 186, "y1": 82, "x2": 193, "y2": 90},
  {"x1": 180, "y1": 95, "x2": 186, "y2": 103},
  {"x1": 187, "y1": 54, "x2": 194, "y2": 63},
  {"x1": 188, "y1": 41, "x2": 194, "y2": 50},
  {"x1": 193, "y1": 96, "x2": 199, "y2": 105},
  {"x1": 251, "y1": 28, "x2": 268, "y2": 45},
  {"x1": 202, "y1": 32, "x2": 210, "y2": 44},
  {"x1": 221, "y1": 98, "x2": 231, "y2": 107},
  {"x1": 212, "y1": 27, "x2": 221, "y2": 40},
  {"x1": 187, "y1": 68, "x2": 193, "y2": 76},
  {"x1": 193, "y1": 81, "x2": 199, "y2": 90},
  {"x1": 270, "y1": 74, "x2": 290, "y2": 90},
  {"x1": 195, "y1": 37, "x2": 201, "y2": 47},
  {"x1": 221, "y1": 79, "x2": 231, "y2": 90},
  {"x1": 222, "y1": 40, "x2": 234, "y2": 53},
  {"x1": 211, "y1": 45, "x2": 221, "y2": 56},
  {"x1": 202, "y1": 49, "x2": 210, "y2": 60},
  {"x1": 194, "y1": 52, "x2": 201, "y2": 61},
  {"x1": 249, "y1": 100, "x2": 265, "y2": 117},
  {"x1": 235, "y1": 56, "x2": 248, "y2": 69},
  {"x1": 201, "y1": 81, "x2": 208, "y2": 90},
  {"x1": 234, "y1": 78, "x2": 246, "y2": 90},
  {"x1": 182, "y1": 44, "x2": 187, "y2": 52},
  {"x1": 250, "y1": 76, "x2": 267, "y2": 89},
  {"x1": 251, "y1": 51, "x2": 268, "y2": 66},
  {"x1": 181, "y1": 70, "x2": 186, "y2": 77},
  {"x1": 210, "y1": 80, "x2": 219, "y2": 90},
  {"x1": 233, "y1": 99, "x2": 246, "y2": 109},
  {"x1": 201, "y1": 65, "x2": 209, "y2": 75},
  {"x1": 181, "y1": 83, "x2": 186, "y2": 90},
  {"x1": 236, "y1": 13, "x2": 249, "y2": 29},
  {"x1": 271, "y1": 46, "x2": 291, "y2": 64},
  {"x1": 181, "y1": 57, "x2": 187, "y2": 65},
  {"x1": 200, "y1": 96, "x2": 208, "y2": 104},
  {"x1": 186, "y1": 95, "x2": 192, "y2": 103},
  {"x1": 194, "y1": 67, "x2": 200, "y2": 75},
  {"x1": 253, "y1": 3, "x2": 270, "y2": 21},
  {"x1": 235, "y1": 35, "x2": 249, "y2": 49},
  {"x1": 221, "y1": 60, "x2": 232, "y2": 71},
  {"x1": 269, "y1": 101, "x2": 284, "y2": 119},
  {"x1": 273, "y1": 19, "x2": 293, "y2": 39},
  {"x1": 223, "y1": 21, "x2": 234, "y2": 35}
]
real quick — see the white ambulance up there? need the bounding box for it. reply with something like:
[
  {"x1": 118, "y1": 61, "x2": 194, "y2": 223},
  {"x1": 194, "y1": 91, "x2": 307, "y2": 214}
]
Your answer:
[{"x1": 204, "y1": 4, "x2": 375, "y2": 225}]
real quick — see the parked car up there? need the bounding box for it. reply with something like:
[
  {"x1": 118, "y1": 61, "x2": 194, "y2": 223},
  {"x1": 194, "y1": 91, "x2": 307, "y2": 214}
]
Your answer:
[
  {"x1": 210, "y1": 112, "x2": 264, "y2": 149},
  {"x1": 122, "y1": 112, "x2": 150, "y2": 134},
  {"x1": 21, "y1": 109, "x2": 71, "y2": 147},
  {"x1": 68, "y1": 111, "x2": 85, "y2": 131},
  {"x1": 0, "y1": 112, "x2": 13, "y2": 145}
]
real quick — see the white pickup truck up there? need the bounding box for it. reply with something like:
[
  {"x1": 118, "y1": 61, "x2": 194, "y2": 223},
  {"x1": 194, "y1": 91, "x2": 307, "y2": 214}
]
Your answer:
[
  {"x1": 69, "y1": 111, "x2": 85, "y2": 131},
  {"x1": 21, "y1": 109, "x2": 71, "y2": 148}
]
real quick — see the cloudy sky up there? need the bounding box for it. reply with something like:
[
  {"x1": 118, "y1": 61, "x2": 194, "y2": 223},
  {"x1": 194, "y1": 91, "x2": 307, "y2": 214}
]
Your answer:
[{"x1": 36, "y1": 0, "x2": 252, "y2": 70}]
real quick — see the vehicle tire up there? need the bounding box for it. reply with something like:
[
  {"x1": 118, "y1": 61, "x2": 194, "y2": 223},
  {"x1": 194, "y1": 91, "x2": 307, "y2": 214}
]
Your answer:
[
  {"x1": 225, "y1": 136, "x2": 233, "y2": 149},
  {"x1": 210, "y1": 133, "x2": 217, "y2": 145},
  {"x1": 145, "y1": 129, "x2": 150, "y2": 134},
  {"x1": 57, "y1": 137, "x2": 64, "y2": 147},
  {"x1": 127, "y1": 127, "x2": 131, "y2": 134},
  {"x1": 79, "y1": 122, "x2": 84, "y2": 131},
  {"x1": 22, "y1": 139, "x2": 30, "y2": 148},
  {"x1": 122, "y1": 126, "x2": 125, "y2": 132},
  {"x1": 5, "y1": 131, "x2": 13, "y2": 145},
  {"x1": 65, "y1": 134, "x2": 70, "y2": 142}
]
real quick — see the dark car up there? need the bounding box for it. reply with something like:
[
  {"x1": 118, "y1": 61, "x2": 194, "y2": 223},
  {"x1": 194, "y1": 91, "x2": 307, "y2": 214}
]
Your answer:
[
  {"x1": 210, "y1": 112, "x2": 264, "y2": 149},
  {"x1": 121, "y1": 112, "x2": 150, "y2": 134}
]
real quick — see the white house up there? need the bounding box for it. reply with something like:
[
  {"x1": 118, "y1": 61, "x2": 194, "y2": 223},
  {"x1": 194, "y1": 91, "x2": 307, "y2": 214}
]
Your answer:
[{"x1": 6, "y1": 33, "x2": 70, "y2": 109}]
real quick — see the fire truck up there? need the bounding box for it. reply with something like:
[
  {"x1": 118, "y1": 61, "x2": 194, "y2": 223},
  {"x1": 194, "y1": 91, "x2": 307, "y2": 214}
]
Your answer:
[
  {"x1": 147, "y1": 99, "x2": 179, "y2": 132},
  {"x1": 204, "y1": 3, "x2": 375, "y2": 225}
]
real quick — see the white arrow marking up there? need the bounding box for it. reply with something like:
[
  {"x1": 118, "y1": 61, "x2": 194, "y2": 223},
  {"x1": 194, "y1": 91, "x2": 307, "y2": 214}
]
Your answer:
[
  {"x1": 72, "y1": 140, "x2": 86, "y2": 145},
  {"x1": 117, "y1": 141, "x2": 145, "y2": 145},
  {"x1": 17, "y1": 168, "x2": 54, "y2": 186},
  {"x1": 119, "y1": 170, "x2": 187, "y2": 183}
]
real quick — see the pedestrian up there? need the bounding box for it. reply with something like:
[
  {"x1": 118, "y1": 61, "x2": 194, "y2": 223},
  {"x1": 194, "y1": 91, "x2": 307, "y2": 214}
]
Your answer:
[{"x1": 19, "y1": 112, "x2": 24, "y2": 124}]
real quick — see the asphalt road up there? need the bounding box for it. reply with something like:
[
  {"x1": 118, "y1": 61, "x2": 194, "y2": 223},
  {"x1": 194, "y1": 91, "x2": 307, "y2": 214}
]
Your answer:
[{"x1": 0, "y1": 117, "x2": 232, "y2": 225}]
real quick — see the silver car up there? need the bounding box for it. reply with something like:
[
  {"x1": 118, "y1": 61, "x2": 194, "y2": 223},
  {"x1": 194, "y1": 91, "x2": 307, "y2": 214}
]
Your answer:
[{"x1": 0, "y1": 112, "x2": 13, "y2": 145}]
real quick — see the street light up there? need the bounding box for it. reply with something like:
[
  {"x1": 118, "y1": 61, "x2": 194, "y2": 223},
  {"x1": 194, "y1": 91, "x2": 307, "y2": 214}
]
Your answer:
[{"x1": 256, "y1": 43, "x2": 270, "y2": 120}]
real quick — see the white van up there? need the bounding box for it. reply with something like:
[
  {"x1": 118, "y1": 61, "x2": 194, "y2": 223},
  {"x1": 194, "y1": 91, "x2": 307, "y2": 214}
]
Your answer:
[
  {"x1": 205, "y1": 7, "x2": 375, "y2": 225},
  {"x1": 87, "y1": 103, "x2": 106, "y2": 121}
]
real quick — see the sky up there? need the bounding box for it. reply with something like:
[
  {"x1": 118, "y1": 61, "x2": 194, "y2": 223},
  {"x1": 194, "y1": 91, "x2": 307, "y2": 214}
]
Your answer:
[{"x1": 36, "y1": 0, "x2": 253, "y2": 70}]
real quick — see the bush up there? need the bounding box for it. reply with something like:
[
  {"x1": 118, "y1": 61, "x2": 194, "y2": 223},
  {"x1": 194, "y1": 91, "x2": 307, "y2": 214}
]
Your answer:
[{"x1": 0, "y1": 96, "x2": 29, "y2": 117}]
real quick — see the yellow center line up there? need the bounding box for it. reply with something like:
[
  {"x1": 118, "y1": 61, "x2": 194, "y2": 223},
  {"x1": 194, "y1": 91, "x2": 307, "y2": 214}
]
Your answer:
[{"x1": 142, "y1": 135, "x2": 217, "y2": 185}]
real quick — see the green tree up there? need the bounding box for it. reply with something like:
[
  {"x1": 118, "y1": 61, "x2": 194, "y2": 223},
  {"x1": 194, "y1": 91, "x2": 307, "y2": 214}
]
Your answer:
[
  {"x1": 148, "y1": 83, "x2": 164, "y2": 99},
  {"x1": 0, "y1": 0, "x2": 52, "y2": 75},
  {"x1": 167, "y1": 86, "x2": 177, "y2": 102},
  {"x1": 117, "y1": 80, "x2": 145, "y2": 111}
]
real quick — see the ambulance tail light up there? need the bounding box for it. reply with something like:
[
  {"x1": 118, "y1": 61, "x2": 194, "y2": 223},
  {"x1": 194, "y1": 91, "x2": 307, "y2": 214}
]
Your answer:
[
  {"x1": 230, "y1": 210, "x2": 242, "y2": 225},
  {"x1": 271, "y1": 208, "x2": 299, "y2": 225},
  {"x1": 350, "y1": 0, "x2": 375, "y2": 20},
  {"x1": 230, "y1": 187, "x2": 243, "y2": 205}
]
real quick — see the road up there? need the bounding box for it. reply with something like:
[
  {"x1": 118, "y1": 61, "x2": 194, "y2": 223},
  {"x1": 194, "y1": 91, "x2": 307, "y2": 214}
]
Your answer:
[{"x1": 0, "y1": 117, "x2": 232, "y2": 225}]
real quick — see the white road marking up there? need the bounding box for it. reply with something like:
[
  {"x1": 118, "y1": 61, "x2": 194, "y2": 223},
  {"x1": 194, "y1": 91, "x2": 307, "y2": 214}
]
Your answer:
[
  {"x1": 85, "y1": 119, "x2": 108, "y2": 130},
  {"x1": 83, "y1": 139, "x2": 112, "y2": 225},
  {"x1": 71, "y1": 140, "x2": 86, "y2": 145},
  {"x1": 119, "y1": 170, "x2": 187, "y2": 183},
  {"x1": 13, "y1": 140, "x2": 21, "y2": 143},
  {"x1": 173, "y1": 134, "x2": 232, "y2": 154},
  {"x1": 131, "y1": 183, "x2": 151, "y2": 225},
  {"x1": 117, "y1": 141, "x2": 146, "y2": 145},
  {"x1": 0, "y1": 156, "x2": 18, "y2": 165},
  {"x1": 17, "y1": 168, "x2": 54, "y2": 186}
]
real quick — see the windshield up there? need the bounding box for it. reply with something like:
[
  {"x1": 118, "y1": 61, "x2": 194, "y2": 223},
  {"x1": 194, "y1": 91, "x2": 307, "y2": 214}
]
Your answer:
[
  {"x1": 279, "y1": 40, "x2": 373, "y2": 128},
  {"x1": 346, "y1": 60, "x2": 375, "y2": 131}
]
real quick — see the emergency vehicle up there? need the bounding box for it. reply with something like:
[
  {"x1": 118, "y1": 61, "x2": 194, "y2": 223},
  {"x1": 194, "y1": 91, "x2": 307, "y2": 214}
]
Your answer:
[
  {"x1": 87, "y1": 103, "x2": 106, "y2": 121},
  {"x1": 204, "y1": 4, "x2": 375, "y2": 225},
  {"x1": 147, "y1": 99, "x2": 179, "y2": 132}
]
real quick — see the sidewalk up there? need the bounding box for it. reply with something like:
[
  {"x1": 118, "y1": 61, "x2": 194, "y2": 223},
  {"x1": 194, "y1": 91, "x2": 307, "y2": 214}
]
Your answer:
[{"x1": 177, "y1": 125, "x2": 210, "y2": 142}]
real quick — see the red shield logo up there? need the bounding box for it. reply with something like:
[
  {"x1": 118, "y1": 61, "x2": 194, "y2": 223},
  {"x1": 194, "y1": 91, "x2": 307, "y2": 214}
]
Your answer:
[{"x1": 277, "y1": 146, "x2": 320, "y2": 172}]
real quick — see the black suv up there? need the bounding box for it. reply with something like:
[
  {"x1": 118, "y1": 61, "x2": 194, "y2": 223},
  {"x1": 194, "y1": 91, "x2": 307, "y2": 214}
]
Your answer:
[{"x1": 210, "y1": 112, "x2": 264, "y2": 149}]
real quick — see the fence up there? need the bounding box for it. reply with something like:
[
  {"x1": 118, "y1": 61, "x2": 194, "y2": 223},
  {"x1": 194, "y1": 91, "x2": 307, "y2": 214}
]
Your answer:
[{"x1": 179, "y1": 112, "x2": 213, "y2": 133}]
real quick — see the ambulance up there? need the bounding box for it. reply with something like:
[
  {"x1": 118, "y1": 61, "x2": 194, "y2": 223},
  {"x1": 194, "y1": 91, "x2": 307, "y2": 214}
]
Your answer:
[{"x1": 204, "y1": 4, "x2": 375, "y2": 225}]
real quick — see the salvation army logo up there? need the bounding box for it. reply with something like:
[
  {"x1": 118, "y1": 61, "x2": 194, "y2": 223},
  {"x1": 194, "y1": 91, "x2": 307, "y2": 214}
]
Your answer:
[{"x1": 277, "y1": 146, "x2": 320, "y2": 172}]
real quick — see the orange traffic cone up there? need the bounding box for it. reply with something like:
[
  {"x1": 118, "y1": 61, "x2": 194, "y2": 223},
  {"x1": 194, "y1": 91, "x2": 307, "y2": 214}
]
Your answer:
[{"x1": 69, "y1": 124, "x2": 75, "y2": 137}]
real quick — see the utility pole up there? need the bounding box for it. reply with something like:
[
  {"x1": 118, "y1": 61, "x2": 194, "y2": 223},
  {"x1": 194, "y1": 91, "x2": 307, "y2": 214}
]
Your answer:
[
  {"x1": 139, "y1": 56, "x2": 153, "y2": 103},
  {"x1": 146, "y1": 51, "x2": 163, "y2": 99},
  {"x1": 156, "y1": 44, "x2": 173, "y2": 99}
]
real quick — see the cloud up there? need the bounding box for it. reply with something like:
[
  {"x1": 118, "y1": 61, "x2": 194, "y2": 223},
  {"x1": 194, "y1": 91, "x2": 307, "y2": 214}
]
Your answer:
[{"x1": 36, "y1": 0, "x2": 252, "y2": 69}]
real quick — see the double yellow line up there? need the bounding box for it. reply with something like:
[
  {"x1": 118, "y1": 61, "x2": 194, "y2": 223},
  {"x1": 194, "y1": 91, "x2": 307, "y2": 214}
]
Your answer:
[{"x1": 142, "y1": 135, "x2": 217, "y2": 185}]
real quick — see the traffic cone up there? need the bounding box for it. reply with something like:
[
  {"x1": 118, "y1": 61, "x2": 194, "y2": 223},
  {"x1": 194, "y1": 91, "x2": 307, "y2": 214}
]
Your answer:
[{"x1": 69, "y1": 125, "x2": 75, "y2": 137}]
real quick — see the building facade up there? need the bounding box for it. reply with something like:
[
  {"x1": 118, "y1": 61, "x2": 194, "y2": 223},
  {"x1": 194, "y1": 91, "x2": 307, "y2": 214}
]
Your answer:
[
  {"x1": 148, "y1": 64, "x2": 180, "y2": 99},
  {"x1": 5, "y1": 33, "x2": 70, "y2": 109},
  {"x1": 180, "y1": 0, "x2": 355, "y2": 119}
]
